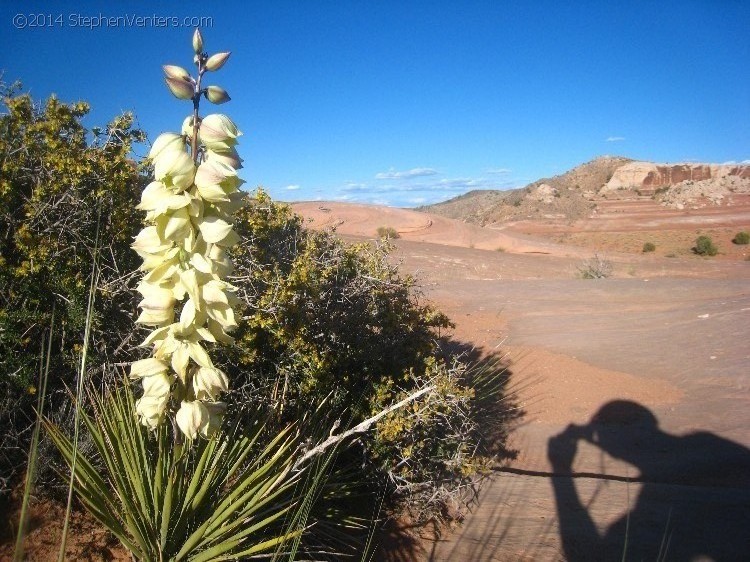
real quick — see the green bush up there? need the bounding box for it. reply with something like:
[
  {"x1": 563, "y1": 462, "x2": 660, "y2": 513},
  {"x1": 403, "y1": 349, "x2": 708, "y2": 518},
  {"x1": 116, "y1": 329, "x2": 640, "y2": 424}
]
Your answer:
[
  {"x1": 376, "y1": 225, "x2": 400, "y2": 239},
  {"x1": 227, "y1": 191, "x2": 516, "y2": 520},
  {"x1": 0, "y1": 86, "x2": 146, "y2": 490},
  {"x1": 693, "y1": 235, "x2": 718, "y2": 256},
  {"x1": 642, "y1": 242, "x2": 656, "y2": 253},
  {"x1": 732, "y1": 231, "x2": 750, "y2": 245}
]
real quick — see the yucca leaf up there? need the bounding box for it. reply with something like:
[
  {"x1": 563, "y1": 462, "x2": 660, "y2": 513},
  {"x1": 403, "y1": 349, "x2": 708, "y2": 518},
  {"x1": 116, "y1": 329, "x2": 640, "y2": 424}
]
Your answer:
[
  {"x1": 43, "y1": 419, "x2": 142, "y2": 556},
  {"x1": 204, "y1": 454, "x2": 290, "y2": 535},
  {"x1": 152, "y1": 425, "x2": 167, "y2": 528},
  {"x1": 124, "y1": 508, "x2": 152, "y2": 559},
  {"x1": 173, "y1": 516, "x2": 214, "y2": 561},
  {"x1": 201, "y1": 479, "x2": 299, "y2": 545},
  {"x1": 211, "y1": 530, "x2": 303, "y2": 562},
  {"x1": 160, "y1": 464, "x2": 176, "y2": 551},
  {"x1": 180, "y1": 435, "x2": 216, "y2": 516}
]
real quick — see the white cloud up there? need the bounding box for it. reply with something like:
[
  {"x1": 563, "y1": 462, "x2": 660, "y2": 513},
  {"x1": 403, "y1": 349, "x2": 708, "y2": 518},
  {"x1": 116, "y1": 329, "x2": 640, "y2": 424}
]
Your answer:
[
  {"x1": 375, "y1": 167, "x2": 438, "y2": 180},
  {"x1": 438, "y1": 177, "x2": 479, "y2": 188},
  {"x1": 285, "y1": 184, "x2": 301, "y2": 190},
  {"x1": 315, "y1": 165, "x2": 527, "y2": 208},
  {"x1": 605, "y1": 136, "x2": 625, "y2": 142}
]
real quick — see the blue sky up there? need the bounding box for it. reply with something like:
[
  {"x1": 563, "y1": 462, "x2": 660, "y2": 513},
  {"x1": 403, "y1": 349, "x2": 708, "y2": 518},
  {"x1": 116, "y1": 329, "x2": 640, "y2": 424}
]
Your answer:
[{"x1": 2, "y1": 1, "x2": 749, "y2": 207}]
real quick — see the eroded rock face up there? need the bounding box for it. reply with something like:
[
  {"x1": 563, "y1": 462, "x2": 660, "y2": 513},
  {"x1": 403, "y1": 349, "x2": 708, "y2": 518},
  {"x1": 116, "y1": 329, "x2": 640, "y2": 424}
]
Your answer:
[
  {"x1": 602, "y1": 162, "x2": 750, "y2": 193},
  {"x1": 533, "y1": 183, "x2": 558, "y2": 203}
]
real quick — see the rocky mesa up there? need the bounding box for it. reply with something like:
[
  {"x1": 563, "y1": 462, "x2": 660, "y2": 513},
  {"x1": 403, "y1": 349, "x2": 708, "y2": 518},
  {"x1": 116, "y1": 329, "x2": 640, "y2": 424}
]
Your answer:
[
  {"x1": 601, "y1": 161, "x2": 750, "y2": 194},
  {"x1": 423, "y1": 157, "x2": 750, "y2": 224}
]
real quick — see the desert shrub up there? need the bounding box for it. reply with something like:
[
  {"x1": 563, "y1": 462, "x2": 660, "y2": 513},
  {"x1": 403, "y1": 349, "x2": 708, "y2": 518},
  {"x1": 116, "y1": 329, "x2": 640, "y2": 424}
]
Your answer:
[
  {"x1": 226, "y1": 190, "x2": 513, "y2": 521},
  {"x1": 732, "y1": 231, "x2": 750, "y2": 245},
  {"x1": 369, "y1": 354, "x2": 515, "y2": 521},
  {"x1": 693, "y1": 235, "x2": 718, "y2": 256},
  {"x1": 642, "y1": 242, "x2": 656, "y2": 253},
  {"x1": 376, "y1": 225, "x2": 400, "y2": 239},
  {"x1": 231, "y1": 192, "x2": 451, "y2": 413},
  {"x1": 0, "y1": 86, "x2": 146, "y2": 490},
  {"x1": 577, "y1": 254, "x2": 613, "y2": 279}
]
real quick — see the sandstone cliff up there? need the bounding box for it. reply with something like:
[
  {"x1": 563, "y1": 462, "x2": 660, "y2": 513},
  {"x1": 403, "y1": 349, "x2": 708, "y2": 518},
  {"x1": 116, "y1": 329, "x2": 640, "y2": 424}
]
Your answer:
[{"x1": 602, "y1": 162, "x2": 750, "y2": 194}]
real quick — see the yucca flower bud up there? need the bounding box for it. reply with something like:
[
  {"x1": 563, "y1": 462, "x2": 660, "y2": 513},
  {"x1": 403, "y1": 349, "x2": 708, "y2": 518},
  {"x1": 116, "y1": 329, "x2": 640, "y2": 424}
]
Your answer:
[
  {"x1": 193, "y1": 367, "x2": 229, "y2": 400},
  {"x1": 163, "y1": 65, "x2": 192, "y2": 81},
  {"x1": 182, "y1": 115, "x2": 197, "y2": 140},
  {"x1": 205, "y1": 86, "x2": 231, "y2": 104},
  {"x1": 199, "y1": 114, "x2": 241, "y2": 151},
  {"x1": 192, "y1": 28, "x2": 204, "y2": 54},
  {"x1": 201, "y1": 402, "x2": 227, "y2": 438},
  {"x1": 205, "y1": 147, "x2": 243, "y2": 169},
  {"x1": 136, "y1": 393, "x2": 170, "y2": 429},
  {"x1": 149, "y1": 133, "x2": 185, "y2": 160},
  {"x1": 205, "y1": 51, "x2": 231, "y2": 71},
  {"x1": 165, "y1": 77, "x2": 195, "y2": 100},
  {"x1": 176, "y1": 400, "x2": 208, "y2": 440},
  {"x1": 153, "y1": 147, "x2": 196, "y2": 192}
]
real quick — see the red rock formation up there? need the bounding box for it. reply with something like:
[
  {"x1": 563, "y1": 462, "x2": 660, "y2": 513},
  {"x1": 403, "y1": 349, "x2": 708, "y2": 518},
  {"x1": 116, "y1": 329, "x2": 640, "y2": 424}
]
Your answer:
[{"x1": 603, "y1": 162, "x2": 750, "y2": 192}]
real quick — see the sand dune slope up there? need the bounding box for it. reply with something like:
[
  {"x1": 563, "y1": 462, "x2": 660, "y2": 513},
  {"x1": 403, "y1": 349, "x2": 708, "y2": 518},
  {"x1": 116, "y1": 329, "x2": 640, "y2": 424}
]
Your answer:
[{"x1": 291, "y1": 201, "x2": 591, "y2": 257}]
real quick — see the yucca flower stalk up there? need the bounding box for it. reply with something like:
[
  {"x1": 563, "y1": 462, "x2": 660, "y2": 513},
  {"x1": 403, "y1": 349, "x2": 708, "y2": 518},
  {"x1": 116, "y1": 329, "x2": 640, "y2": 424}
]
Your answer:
[
  {"x1": 131, "y1": 28, "x2": 244, "y2": 441},
  {"x1": 44, "y1": 30, "x2": 329, "y2": 561}
]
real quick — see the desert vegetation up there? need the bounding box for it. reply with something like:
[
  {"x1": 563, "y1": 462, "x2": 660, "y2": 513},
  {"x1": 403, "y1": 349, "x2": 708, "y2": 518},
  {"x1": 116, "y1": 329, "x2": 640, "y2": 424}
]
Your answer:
[
  {"x1": 733, "y1": 231, "x2": 750, "y2": 245},
  {"x1": 576, "y1": 254, "x2": 613, "y2": 279},
  {"x1": 2, "y1": 31, "x2": 515, "y2": 561},
  {"x1": 693, "y1": 235, "x2": 718, "y2": 256},
  {"x1": 376, "y1": 225, "x2": 400, "y2": 239}
]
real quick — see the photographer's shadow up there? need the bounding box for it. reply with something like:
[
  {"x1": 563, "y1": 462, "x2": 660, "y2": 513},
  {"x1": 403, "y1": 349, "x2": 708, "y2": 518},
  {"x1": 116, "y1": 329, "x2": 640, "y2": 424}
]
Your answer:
[{"x1": 548, "y1": 400, "x2": 750, "y2": 561}]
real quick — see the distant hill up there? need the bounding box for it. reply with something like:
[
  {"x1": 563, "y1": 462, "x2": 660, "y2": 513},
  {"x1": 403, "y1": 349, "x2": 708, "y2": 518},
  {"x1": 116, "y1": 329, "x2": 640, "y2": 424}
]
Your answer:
[{"x1": 420, "y1": 156, "x2": 750, "y2": 225}]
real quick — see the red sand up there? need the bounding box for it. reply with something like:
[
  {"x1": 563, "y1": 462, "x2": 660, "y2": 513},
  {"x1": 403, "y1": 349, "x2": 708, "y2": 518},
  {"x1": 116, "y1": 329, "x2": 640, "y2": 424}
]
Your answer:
[{"x1": 294, "y1": 200, "x2": 750, "y2": 561}]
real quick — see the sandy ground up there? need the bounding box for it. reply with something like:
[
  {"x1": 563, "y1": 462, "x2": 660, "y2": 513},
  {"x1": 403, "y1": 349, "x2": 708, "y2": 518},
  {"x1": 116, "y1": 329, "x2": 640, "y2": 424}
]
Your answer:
[{"x1": 293, "y1": 200, "x2": 750, "y2": 561}]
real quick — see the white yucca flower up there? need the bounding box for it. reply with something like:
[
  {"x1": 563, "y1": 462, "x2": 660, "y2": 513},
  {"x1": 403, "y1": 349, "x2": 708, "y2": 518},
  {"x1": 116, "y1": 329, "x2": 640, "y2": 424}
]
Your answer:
[
  {"x1": 198, "y1": 114, "x2": 241, "y2": 151},
  {"x1": 175, "y1": 400, "x2": 209, "y2": 440},
  {"x1": 131, "y1": 52, "x2": 244, "y2": 441}
]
